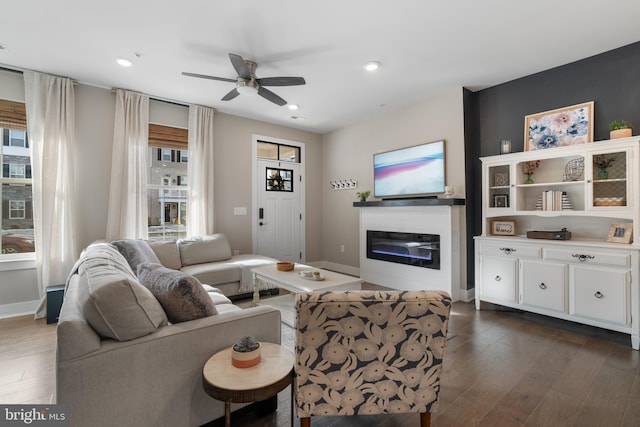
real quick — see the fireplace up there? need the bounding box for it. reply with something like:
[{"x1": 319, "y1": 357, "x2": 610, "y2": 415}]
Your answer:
[{"x1": 367, "y1": 230, "x2": 440, "y2": 270}]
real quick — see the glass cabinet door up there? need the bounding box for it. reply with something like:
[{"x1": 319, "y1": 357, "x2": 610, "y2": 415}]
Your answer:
[
  {"x1": 488, "y1": 164, "x2": 511, "y2": 209},
  {"x1": 590, "y1": 149, "x2": 628, "y2": 209}
]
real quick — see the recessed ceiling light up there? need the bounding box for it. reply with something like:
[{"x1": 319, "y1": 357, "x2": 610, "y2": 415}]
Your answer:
[
  {"x1": 363, "y1": 61, "x2": 380, "y2": 72},
  {"x1": 115, "y1": 57, "x2": 133, "y2": 67},
  {"x1": 287, "y1": 104, "x2": 299, "y2": 110}
]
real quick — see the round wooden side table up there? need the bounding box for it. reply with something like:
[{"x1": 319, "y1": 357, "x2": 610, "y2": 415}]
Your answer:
[{"x1": 202, "y1": 342, "x2": 295, "y2": 427}]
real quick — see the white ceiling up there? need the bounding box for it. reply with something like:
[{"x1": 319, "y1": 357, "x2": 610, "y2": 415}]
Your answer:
[{"x1": 2, "y1": 1, "x2": 639, "y2": 134}]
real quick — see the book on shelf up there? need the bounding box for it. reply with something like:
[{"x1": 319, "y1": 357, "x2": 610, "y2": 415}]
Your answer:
[{"x1": 536, "y1": 191, "x2": 572, "y2": 211}]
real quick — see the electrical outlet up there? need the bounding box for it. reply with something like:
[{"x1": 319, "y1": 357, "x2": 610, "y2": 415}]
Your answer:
[
  {"x1": 340, "y1": 245, "x2": 345, "y2": 252},
  {"x1": 233, "y1": 250, "x2": 240, "y2": 256}
]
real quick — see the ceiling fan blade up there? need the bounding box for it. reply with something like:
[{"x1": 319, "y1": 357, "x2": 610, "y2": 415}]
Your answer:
[
  {"x1": 181, "y1": 72, "x2": 236, "y2": 83},
  {"x1": 256, "y1": 76, "x2": 306, "y2": 86},
  {"x1": 221, "y1": 88, "x2": 240, "y2": 101},
  {"x1": 228, "y1": 53, "x2": 251, "y2": 80},
  {"x1": 258, "y1": 86, "x2": 287, "y2": 106}
]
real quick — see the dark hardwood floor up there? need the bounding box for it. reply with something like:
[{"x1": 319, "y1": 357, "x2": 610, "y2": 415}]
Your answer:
[{"x1": 2, "y1": 299, "x2": 640, "y2": 426}]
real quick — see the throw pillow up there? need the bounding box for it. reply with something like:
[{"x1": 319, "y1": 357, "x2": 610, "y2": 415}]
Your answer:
[
  {"x1": 137, "y1": 263, "x2": 217, "y2": 323},
  {"x1": 79, "y1": 264, "x2": 168, "y2": 341},
  {"x1": 147, "y1": 240, "x2": 182, "y2": 270},
  {"x1": 177, "y1": 234, "x2": 232, "y2": 266},
  {"x1": 112, "y1": 239, "x2": 161, "y2": 273}
]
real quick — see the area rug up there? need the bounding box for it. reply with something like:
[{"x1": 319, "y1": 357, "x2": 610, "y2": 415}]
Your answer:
[{"x1": 263, "y1": 293, "x2": 296, "y2": 327}]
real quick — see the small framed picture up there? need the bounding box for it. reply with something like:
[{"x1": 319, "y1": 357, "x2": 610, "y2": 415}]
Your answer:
[
  {"x1": 607, "y1": 223, "x2": 633, "y2": 244},
  {"x1": 491, "y1": 220, "x2": 515, "y2": 236},
  {"x1": 493, "y1": 194, "x2": 509, "y2": 208}
]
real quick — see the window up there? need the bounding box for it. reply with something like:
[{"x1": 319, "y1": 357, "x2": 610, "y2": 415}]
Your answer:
[
  {"x1": 266, "y1": 167, "x2": 293, "y2": 192},
  {"x1": 9, "y1": 200, "x2": 25, "y2": 219},
  {"x1": 147, "y1": 124, "x2": 188, "y2": 241},
  {"x1": 9, "y1": 130, "x2": 26, "y2": 147},
  {"x1": 0, "y1": 101, "x2": 34, "y2": 255},
  {"x1": 257, "y1": 141, "x2": 300, "y2": 163}
]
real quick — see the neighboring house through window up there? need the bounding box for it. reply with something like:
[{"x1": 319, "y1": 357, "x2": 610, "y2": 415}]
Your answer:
[
  {"x1": 0, "y1": 100, "x2": 35, "y2": 255},
  {"x1": 147, "y1": 123, "x2": 189, "y2": 241}
]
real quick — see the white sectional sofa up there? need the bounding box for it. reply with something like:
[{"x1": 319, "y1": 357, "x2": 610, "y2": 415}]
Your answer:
[
  {"x1": 147, "y1": 234, "x2": 278, "y2": 298},
  {"x1": 56, "y1": 237, "x2": 282, "y2": 427}
]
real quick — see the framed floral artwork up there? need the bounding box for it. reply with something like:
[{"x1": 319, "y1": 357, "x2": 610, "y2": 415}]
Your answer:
[{"x1": 524, "y1": 101, "x2": 594, "y2": 151}]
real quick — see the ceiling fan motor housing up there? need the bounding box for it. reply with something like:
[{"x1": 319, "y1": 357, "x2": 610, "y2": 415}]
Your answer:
[{"x1": 237, "y1": 78, "x2": 258, "y2": 95}]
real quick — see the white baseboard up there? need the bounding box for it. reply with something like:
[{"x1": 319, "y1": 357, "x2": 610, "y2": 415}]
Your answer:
[
  {"x1": 459, "y1": 287, "x2": 475, "y2": 303},
  {"x1": 0, "y1": 300, "x2": 38, "y2": 319},
  {"x1": 308, "y1": 261, "x2": 359, "y2": 277}
]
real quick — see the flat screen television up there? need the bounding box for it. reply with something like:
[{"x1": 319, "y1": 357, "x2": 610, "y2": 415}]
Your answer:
[{"x1": 373, "y1": 140, "x2": 445, "y2": 199}]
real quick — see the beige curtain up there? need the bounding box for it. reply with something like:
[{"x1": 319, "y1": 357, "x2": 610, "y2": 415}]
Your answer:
[
  {"x1": 106, "y1": 90, "x2": 150, "y2": 240},
  {"x1": 23, "y1": 71, "x2": 78, "y2": 318},
  {"x1": 187, "y1": 105, "x2": 215, "y2": 236}
]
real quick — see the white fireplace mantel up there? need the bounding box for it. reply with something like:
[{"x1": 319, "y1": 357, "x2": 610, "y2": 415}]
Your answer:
[{"x1": 355, "y1": 199, "x2": 466, "y2": 301}]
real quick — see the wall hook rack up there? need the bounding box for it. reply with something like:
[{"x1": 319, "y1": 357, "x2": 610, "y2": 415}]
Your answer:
[{"x1": 330, "y1": 179, "x2": 357, "y2": 190}]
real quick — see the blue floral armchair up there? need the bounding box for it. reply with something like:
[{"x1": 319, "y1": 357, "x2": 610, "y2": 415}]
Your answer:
[{"x1": 294, "y1": 290, "x2": 452, "y2": 427}]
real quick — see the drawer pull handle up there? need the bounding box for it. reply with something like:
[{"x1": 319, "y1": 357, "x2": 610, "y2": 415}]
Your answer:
[
  {"x1": 495, "y1": 275, "x2": 502, "y2": 282},
  {"x1": 594, "y1": 291, "x2": 603, "y2": 299},
  {"x1": 572, "y1": 254, "x2": 595, "y2": 262},
  {"x1": 500, "y1": 247, "x2": 516, "y2": 255},
  {"x1": 539, "y1": 283, "x2": 547, "y2": 290}
]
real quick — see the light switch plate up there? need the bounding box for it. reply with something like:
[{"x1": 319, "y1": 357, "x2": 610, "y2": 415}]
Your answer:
[{"x1": 233, "y1": 207, "x2": 247, "y2": 215}]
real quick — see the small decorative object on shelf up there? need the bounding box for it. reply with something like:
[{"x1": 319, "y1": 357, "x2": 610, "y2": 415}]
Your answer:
[
  {"x1": 563, "y1": 158, "x2": 584, "y2": 181},
  {"x1": 593, "y1": 155, "x2": 615, "y2": 180},
  {"x1": 356, "y1": 190, "x2": 371, "y2": 202},
  {"x1": 500, "y1": 139, "x2": 511, "y2": 154},
  {"x1": 231, "y1": 336, "x2": 261, "y2": 368},
  {"x1": 607, "y1": 223, "x2": 633, "y2": 244},
  {"x1": 491, "y1": 220, "x2": 515, "y2": 236},
  {"x1": 609, "y1": 120, "x2": 632, "y2": 139},
  {"x1": 523, "y1": 160, "x2": 541, "y2": 184}
]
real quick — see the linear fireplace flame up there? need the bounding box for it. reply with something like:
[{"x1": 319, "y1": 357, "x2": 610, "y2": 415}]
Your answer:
[{"x1": 366, "y1": 230, "x2": 440, "y2": 270}]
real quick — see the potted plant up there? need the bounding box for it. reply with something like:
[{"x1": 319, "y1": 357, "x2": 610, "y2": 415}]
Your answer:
[
  {"x1": 231, "y1": 336, "x2": 261, "y2": 368},
  {"x1": 356, "y1": 190, "x2": 371, "y2": 202},
  {"x1": 609, "y1": 120, "x2": 632, "y2": 139}
]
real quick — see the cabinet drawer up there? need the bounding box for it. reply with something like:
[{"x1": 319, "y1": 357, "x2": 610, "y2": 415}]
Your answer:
[
  {"x1": 544, "y1": 248, "x2": 630, "y2": 268},
  {"x1": 478, "y1": 242, "x2": 541, "y2": 259},
  {"x1": 521, "y1": 260, "x2": 567, "y2": 313},
  {"x1": 480, "y1": 256, "x2": 518, "y2": 303},
  {"x1": 571, "y1": 265, "x2": 629, "y2": 325}
]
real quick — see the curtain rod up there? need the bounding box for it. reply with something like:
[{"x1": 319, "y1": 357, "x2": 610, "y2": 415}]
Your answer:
[
  {"x1": 0, "y1": 64, "x2": 79, "y2": 85},
  {"x1": 110, "y1": 87, "x2": 213, "y2": 110}
]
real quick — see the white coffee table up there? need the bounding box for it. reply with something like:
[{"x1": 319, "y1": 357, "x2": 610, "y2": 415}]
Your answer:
[{"x1": 251, "y1": 264, "x2": 363, "y2": 305}]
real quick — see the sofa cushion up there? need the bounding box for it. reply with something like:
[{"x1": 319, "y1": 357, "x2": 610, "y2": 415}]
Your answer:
[
  {"x1": 180, "y1": 262, "x2": 241, "y2": 287},
  {"x1": 147, "y1": 240, "x2": 182, "y2": 270},
  {"x1": 112, "y1": 239, "x2": 161, "y2": 273},
  {"x1": 79, "y1": 263, "x2": 168, "y2": 341},
  {"x1": 137, "y1": 263, "x2": 217, "y2": 323},
  {"x1": 178, "y1": 234, "x2": 232, "y2": 266}
]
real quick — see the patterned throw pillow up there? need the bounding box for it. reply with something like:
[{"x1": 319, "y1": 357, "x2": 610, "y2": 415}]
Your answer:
[{"x1": 137, "y1": 263, "x2": 217, "y2": 323}]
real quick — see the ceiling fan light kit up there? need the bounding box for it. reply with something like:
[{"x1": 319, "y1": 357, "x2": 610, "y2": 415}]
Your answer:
[{"x1": 183, "y1": 53, "x2": 306, "y2": 106}]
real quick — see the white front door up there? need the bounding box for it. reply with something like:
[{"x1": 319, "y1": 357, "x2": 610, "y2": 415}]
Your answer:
[{"x1": 255, "y1": 158, "x2": 303, "y2": 262}]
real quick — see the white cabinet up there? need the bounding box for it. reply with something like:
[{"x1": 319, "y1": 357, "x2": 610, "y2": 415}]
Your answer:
[
  {"x1": 521, "y1": 259, "x2": 567, "y2": 313},
  {"x1": 475, "y1": 137, "x2": 640, "y2": 350}
]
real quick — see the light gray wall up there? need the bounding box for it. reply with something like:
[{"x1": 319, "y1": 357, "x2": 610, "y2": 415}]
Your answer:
[
  {"x1": 321, "y1": 86, "x2": 466, "y2": 268},
  {"x1": 0, "y1": 71, "x2": 322, "y2": 311}
]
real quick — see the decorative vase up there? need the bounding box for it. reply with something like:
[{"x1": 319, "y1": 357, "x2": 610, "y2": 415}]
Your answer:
[
  {"x1": 524, "y1": 174, "x2": 534, "y2": 184},
  {"x1": 597, "y1": 168, "x2": 609, "y2": 180},
  {"x1": 610, "y1": 128, "x2": 632, "y2": 139},
  {"x1": 359, "y1": 197, "x2": 366, "y2": 202}
]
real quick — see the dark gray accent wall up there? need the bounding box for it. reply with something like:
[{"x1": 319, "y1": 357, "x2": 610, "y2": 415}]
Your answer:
[{"x1": 464, "y1": 40, "x2": 640, "y2": 290}]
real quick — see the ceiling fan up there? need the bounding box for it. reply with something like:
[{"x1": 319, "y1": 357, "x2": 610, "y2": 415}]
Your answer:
[{"x1": 182, "y1": 53, "x2": 306, "y2": 106}]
